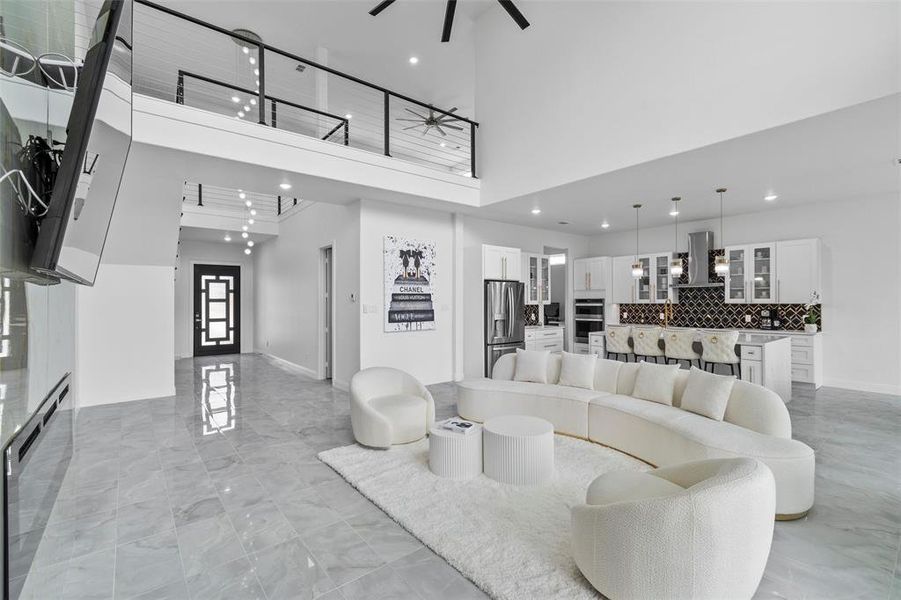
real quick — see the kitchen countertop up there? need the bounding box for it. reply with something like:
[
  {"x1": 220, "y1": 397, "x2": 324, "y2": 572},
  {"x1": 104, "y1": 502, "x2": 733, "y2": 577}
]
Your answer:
[
  {"x1": 625, "y1": 326, "x2": 821, "y2": 337},
  {"x1": 525, "y1": 325, "x2": 565, "y2": 331}
]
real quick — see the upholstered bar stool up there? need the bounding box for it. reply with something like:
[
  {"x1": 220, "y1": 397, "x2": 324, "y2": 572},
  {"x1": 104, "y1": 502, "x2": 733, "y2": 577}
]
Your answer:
[
  {"x1": 632, "y1": 326, "x2": 664, "y2": 364},
  {"x1": 700, "y1": 330, "x2": 741, "y2": 377},
  {"x1": 605, "y1": 325, "x2": 632, "y2": 362},
  {"x1": 664, "y1": 328, "x2": 702, "y2": 369}
]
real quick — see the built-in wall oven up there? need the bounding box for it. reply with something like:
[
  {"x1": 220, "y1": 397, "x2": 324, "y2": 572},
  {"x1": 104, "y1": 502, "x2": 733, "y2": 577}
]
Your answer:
[{"x1": 574, "y1": 298, "x2": 604, "y2": 351}]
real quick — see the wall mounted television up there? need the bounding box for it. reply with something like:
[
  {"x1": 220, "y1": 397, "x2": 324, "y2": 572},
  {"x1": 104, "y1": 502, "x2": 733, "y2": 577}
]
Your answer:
[{"x1": 30, "y1": 0, "x2": 132, "y2": 286}]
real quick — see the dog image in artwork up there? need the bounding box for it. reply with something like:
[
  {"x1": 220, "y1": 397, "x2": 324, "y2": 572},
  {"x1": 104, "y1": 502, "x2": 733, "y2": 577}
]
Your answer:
[{"x1": 384, "y1": 236, "x2": 436, "y2": 332}]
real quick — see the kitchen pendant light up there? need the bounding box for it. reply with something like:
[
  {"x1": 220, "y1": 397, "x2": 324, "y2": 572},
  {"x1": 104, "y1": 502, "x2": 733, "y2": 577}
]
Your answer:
[
  {"x1": 631, "y1": 204, "x2": 643, "y2": 278},
  {"x1": 669, "y1": 197, "x2": 683, "y2": 276},
  {"x1": 714, "y1": 188, "x2": 730, "y2": 275}
]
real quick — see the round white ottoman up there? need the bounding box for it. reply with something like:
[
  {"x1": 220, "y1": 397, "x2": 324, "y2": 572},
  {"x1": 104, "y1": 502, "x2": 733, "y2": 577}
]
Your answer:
[
  {"x1": 483, "y1": 415, "x2": 554, "y2": 485},
  {"x1": 429, "y1": 423, "x2": 483, "y2": 479}
]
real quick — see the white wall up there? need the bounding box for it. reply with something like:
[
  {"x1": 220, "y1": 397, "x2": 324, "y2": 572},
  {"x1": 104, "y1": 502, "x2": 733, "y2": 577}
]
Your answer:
[
  {"x1": 588, "y1": 195, "x2": 901, "y2": 395},
  {"x1": 76, "y1": 264, "x2": 175, "y2": 406},
  {"x1": 459, "y1": 217, "x2": 591, "y2": 379},
  {"x1": 174, "y1": 241, "x2": 255, "y2": 359},
  {"x1": 358, "y1": 200, "x2": 456, "y2": 385},
  {"x1": 475, "y1": 1, "x2": 899, "y2": 204},
  {"x1": 254, "y1": 202, "x2": 360, "y2": 388}
]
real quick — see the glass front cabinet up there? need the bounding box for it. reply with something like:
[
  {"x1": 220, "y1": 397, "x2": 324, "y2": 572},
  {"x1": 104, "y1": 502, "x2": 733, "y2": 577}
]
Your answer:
[
  {"x1": 523, "y1": 253, "x2": 552, "y2": 305},
  {"x1": 724, "y1": 244, "x2": 776, "y2": 304}
]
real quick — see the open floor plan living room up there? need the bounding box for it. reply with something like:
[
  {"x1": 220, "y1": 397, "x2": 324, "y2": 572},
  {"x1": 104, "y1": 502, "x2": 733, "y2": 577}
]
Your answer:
[{"x1": 0, "y1": 0, "x2": 898, "y2": 599}]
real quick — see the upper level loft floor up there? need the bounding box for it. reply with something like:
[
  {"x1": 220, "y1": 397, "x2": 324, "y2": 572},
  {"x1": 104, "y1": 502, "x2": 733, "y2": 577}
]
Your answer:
[{"x1": 128, "y1": 0, "x2": 480, "y2": 208}]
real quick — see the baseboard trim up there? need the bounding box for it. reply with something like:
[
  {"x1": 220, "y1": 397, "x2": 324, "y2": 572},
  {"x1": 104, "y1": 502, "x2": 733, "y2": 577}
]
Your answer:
[
  {"x1": 332, "y1": 379, "x2": 349, "y2": 392},
  {"x1": 258, "y1": 352, "x2": 320, "y2": 379},
  {"x1": 821, "y1": 378, "x2": 901, "y2": 396}
]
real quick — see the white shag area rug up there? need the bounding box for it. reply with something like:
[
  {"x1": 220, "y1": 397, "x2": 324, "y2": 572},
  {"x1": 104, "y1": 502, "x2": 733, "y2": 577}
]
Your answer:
[{"x1": 318, "y1": 435, "x2": 649, "y2": 599}]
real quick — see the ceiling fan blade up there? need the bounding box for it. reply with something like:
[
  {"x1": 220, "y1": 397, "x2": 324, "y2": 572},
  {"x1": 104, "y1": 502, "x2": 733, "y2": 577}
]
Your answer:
[
  {"x1": 396, "y1": 118, "x2": 425, "y2": 122},
  {"x1": 404, "y1": 107, "x2": 428, "y2": 119},
  {"x1": 422, "y1": 125, "x2": 432, "y2": 136},
  {"x1": 436, "y1": 115, "x2": 463, "y2": 123},
  {"x1": 403, "y1": 124, "x2": 423, "y2": 130},
  {"x1": 369, "y1": 0, "x2": 396, "y2": 16},
  {"x1": 497, "y1": 0, "x2": 530, "y2": 30},
  {"x1": 440, "y1": 123, "x2": 463, "y2": 131},
  {"x1": 436, "y1": 125, "x2": 448, "y2": 136},
  {"x1": 441, "y1": 0, "x2": 457, "y2": 43}
]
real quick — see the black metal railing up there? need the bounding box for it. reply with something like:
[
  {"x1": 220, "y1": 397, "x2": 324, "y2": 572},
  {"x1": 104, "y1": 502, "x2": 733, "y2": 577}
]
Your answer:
[
  {"x1": 134, "y1": 0, "x2": 479, "y2": 177},
  {"x1": 176, "y1": 70, "x2": 350, "y2": 144}
]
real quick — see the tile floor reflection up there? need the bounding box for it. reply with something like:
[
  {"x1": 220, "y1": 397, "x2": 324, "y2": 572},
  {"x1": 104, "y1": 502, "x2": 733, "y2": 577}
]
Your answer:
[{"x1": 12, "y1": 354, "x2": 901, "y2": 599}]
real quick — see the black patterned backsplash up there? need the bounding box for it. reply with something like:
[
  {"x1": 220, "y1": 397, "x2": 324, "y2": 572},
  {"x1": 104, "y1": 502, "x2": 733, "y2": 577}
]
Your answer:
[
  {"x1": 524, "y1": 305, "x2": 541, "y2": 326},
  {"x1": 618, "y1": 251, "x2": 822, "y2": 331}
]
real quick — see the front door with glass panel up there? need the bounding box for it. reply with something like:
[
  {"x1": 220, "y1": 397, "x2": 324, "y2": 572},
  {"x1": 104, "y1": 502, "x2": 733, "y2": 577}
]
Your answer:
[{"x1": 193, "y1": 265, "x2": 241, "y2": 356}]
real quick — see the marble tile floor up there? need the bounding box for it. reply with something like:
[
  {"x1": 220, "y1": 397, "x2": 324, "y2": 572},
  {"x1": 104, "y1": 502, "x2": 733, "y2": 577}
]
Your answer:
[{"x1": 11, "y1": 353, "x2": 901, "y2": 600}]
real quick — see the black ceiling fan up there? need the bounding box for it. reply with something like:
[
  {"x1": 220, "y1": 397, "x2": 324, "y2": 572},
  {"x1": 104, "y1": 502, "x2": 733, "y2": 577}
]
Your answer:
[{"x1": 369, "y1": 0, "x2": 530, "y2": 43}]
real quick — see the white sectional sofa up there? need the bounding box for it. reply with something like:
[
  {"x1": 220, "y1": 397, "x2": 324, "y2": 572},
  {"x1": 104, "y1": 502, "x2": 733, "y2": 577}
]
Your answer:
[{"x1": 458, "y1": 352, "x2": 814, "y2": 519}]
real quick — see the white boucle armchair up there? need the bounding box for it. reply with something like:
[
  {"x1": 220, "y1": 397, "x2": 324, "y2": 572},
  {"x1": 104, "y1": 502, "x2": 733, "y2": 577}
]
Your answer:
[
  {"x1": 572, "y1": 458, "x2": 775, "y2": 600},
  {"x1": 350, "y1": 367, "x2": 435, "y2": 448}
]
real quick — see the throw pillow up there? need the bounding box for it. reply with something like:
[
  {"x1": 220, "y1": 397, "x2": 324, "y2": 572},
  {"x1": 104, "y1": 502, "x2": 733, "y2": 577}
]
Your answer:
[
  {"x1": 513, "y1": 349, "x2": 550, "y2": 384},
  {"x1": 680, "y1": 366, "x2": 736, "y2": 421},
  {"x1": 557, "y1": 351, "x2": 597, "y2": 390},
  {"x1": 631, "y1": 361, "x2": 681, "y2": 405}
]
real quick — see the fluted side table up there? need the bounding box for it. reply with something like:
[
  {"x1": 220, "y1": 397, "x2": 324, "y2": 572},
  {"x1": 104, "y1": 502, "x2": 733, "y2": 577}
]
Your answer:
[
  {"x1": 483, "y1": 415, "x2": 555, "y2": 485},
  {"x1": 428, "y1": 422, "x2": 483, "y2": 479}
]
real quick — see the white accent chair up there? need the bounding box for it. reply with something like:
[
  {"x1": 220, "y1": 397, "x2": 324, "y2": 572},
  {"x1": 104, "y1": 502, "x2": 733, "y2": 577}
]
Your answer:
[
  {"x1": 632, "y1": 326, "x2": 664, "y2": 363},
  {"x1": 350, "y1": 368, "x2": 435, "y2": 448},
  {"x1": 572, "y1": 458, "x2": 775, "y2": 600},
  {"x1": 700, "y1": 330, "x2": 741, "y2": 376},
  {"x1": 605, "y1": 325, "x2": 632, "y2": 361}
]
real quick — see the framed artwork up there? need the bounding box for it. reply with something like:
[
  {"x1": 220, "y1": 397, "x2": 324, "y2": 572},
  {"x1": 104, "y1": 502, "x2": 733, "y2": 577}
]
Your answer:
[{"x1": 384, "y1": 236, "x2": 436, "y2": 332}]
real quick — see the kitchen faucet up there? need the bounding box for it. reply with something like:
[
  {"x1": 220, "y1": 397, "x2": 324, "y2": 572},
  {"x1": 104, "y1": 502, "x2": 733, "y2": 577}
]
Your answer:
[{"x1": 662, "y1": 298, "x2": 675, "y2": 328}]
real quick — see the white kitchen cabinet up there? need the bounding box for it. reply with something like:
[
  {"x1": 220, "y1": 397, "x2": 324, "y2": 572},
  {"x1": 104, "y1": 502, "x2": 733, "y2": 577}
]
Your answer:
[
  {"x1": 635, "y1": 256, "x2": 651, "y2": 303},
  {"x1": 749, "y1": 243, "x2": 776, "y2": 303},
  {"x1": 588, "y1": 331, "x2": 606, "y2": 357},
  {"x1": 790, "y1": 333, "x2": 823, "y2": 388},
  {"x1": 574, "y1": 257, "x2": 609, "y2": 292},
  {"x1": 776, "y1": 239, "x2": 821, "y2": 303},
  {"x1": 611, "y1": 255, "x2": 636, "y2": 304},
  {"x1": 724, "y1": 243, "x2": 777, "y2": 304},
  {"x1": 651, "y1": 253, "x2": 675, "y2": 303},
  {"x1": 482, "y1": 245, "x2": 521, "y2": 281},
  {"x1": 525, "y1": 327, "x2": 564, "y2": 352},
  {"x1": 523, "y1": 253, "x2": 551, "y2": 305}
]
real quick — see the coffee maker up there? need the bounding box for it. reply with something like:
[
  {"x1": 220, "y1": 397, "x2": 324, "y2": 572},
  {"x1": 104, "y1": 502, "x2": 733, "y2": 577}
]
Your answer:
[{"x1": 759, "y1": 308, "x2": 779, "y2": 330}]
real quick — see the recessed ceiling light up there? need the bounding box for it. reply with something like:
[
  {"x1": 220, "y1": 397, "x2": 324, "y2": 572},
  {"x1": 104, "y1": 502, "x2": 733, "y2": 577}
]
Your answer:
[
  {"x1": 237, "y1": 111, "x2": 245, "y2": 117},
  {"x1": 238, "y1": 192, "x2": 246, "y2": 199},
  {"x1": 248, "y1": 218, "x2": 255, "y2": 224},
  {"x1": 247, "y1": 240, "x2": 255, "y2": 247},
  {"x1": 531, "y1": 208, "x2": 541, "y2": 215},
  {"x1": 249, "y1": 56, "x2": 256, "y2": 65},
  {"x1": 242, "y1": 232, "x2": 249, "y2": 239},
  {"x1": 601, "y1": 221, "x2": 610, "y2": 229},
  {"x1": 242, "y1": 46, "x2": 249, "y2": 54},
  {"x1": 255, "y1": 79, "x2": 260, "y2": 86},
  {"x1": 440, "y1": 142, "x2": 447, "y2": 148},
  {"x1": 250, "y1": 209, "x2": 257, "y2": 216},
  {"x1": 344, "y1": 113, "x2": 353, "y2": 119},
  {"x1": 764, "y1": 194, "x2": 778, "y2": 201},
  {"x1": 279, "y1": 183, "x2": 292, "y2": 190},
  {"x1": 231, "y1": 96, "x2": 240, "y2": 103},
  {"x1": 245, "y1": 200, "x2": 252, "y2": 208},
  {"x1": 250, "y1": 98, "x2": 256, "y2": 105},
  {"x1": 224, "y1": 234, "x2": 231, "y2": 242},
  {"x1": 409, "y1": 56, "x2": 419, "y2": 65},
  {"x1": 253, "y1": 68, "x2": 259, "y2": 76},
  {"x1": 244, "y1": 248, "x2": 252, "y2": 255},
  {"x1": 242, "y1": 225, "x2": 248, "y2": 231},
  {"x1": 243, "y1": 105, "x2": 250, "y2": 112}
]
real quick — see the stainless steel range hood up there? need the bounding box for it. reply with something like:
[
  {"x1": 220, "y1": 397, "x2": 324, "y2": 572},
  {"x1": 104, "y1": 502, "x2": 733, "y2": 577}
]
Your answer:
[{"x1": 672, "y1": 231, "x2": 725, "y2": 288}]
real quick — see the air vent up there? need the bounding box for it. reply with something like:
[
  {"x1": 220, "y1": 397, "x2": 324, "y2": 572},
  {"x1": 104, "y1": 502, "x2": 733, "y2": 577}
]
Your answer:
[{"x1": 296, "y1": 64, "x2": 306, "y2": 73}]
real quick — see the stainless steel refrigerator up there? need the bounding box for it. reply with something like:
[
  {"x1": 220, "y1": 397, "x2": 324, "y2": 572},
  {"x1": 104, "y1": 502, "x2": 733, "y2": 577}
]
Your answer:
[{"x1": 484, "y1": 280, "x2": 525, "y2": 377}]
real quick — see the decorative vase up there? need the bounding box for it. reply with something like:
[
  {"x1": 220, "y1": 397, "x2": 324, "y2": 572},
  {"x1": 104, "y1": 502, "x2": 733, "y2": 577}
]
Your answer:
[{"x1": 804, "y1": 324, "x2": 818, "y2": 333}]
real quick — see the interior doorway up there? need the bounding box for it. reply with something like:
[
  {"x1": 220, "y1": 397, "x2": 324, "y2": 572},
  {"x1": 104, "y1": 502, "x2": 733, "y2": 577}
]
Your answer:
[
  {"x1": 544, "y1": 246, "x2": 568, "y2": 350},
  {"x1": 193, "y1": 264, "x2": 241, "y2": 356},
  {"x1": 321, "y1": 246, "x2": 334, "y2": 380}
]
